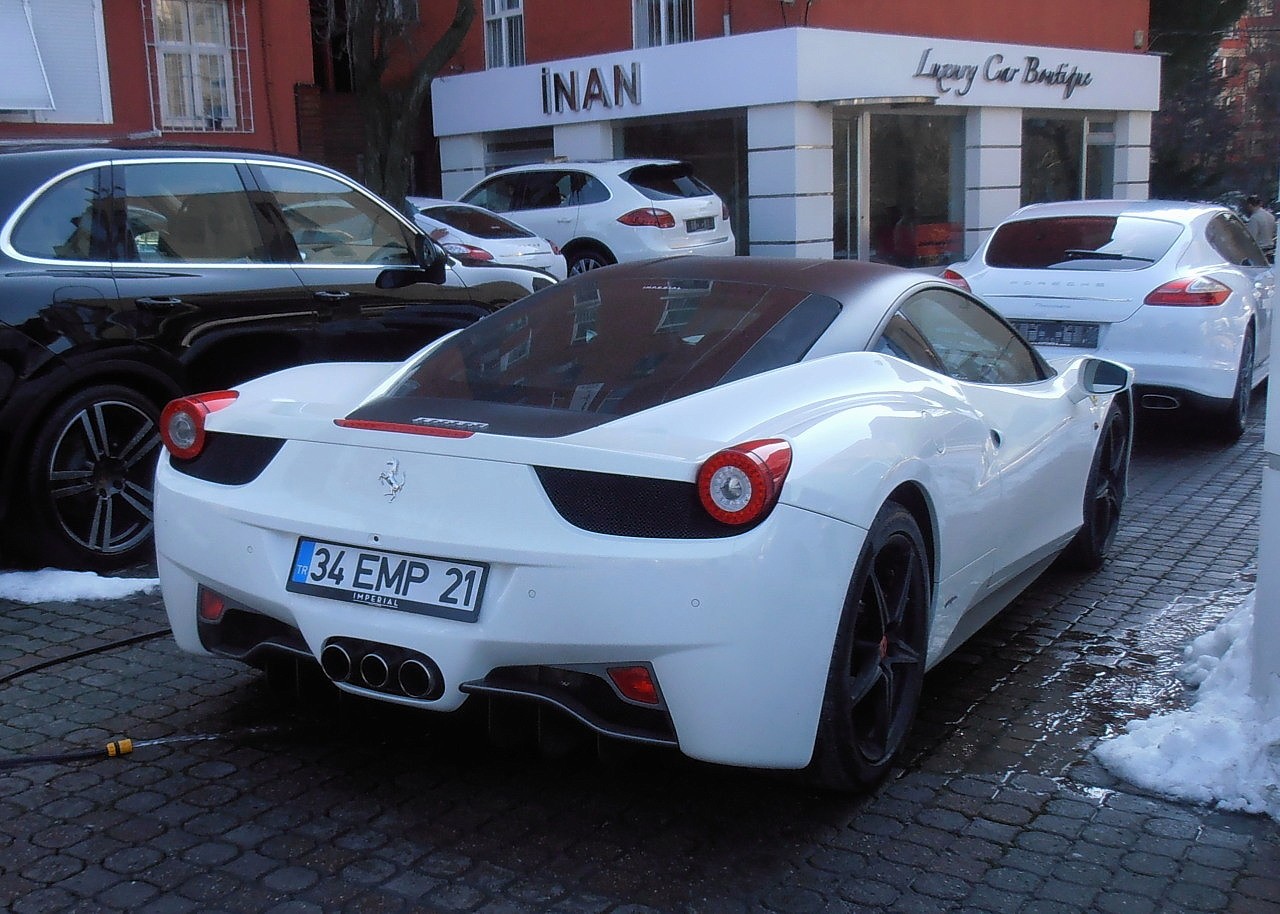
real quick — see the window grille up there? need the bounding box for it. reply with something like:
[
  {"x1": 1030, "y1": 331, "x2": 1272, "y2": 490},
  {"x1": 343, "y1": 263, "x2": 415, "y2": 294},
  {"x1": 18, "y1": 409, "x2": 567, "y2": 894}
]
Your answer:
[
  {"x1": 142, "y1": 0, "x2": 254, "y2": 133},
  {"x1": 634, "y1": 0, "x2": 694, "y2": 49},
  {"x1": 484, "y1": 0, "x2": 525, "y2": 68}
]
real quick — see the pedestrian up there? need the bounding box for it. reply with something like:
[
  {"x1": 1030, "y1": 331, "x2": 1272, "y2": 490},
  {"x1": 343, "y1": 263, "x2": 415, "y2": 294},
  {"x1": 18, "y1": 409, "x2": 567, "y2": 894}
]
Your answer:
[{"x1": 1243, "y1": 194, "x2": 1276, "y2": 262}]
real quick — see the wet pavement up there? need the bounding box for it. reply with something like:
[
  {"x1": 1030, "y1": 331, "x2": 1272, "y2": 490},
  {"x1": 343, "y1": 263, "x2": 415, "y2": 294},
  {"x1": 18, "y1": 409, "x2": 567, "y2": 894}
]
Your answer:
[{"x1": 1, "y1": 397, "x2": 1278, "y2": 913}]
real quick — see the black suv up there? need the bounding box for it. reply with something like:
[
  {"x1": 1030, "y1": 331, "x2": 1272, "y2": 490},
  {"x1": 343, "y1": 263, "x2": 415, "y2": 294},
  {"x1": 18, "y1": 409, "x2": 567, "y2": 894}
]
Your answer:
[{"x1": 0, "y1": 146, "x2": 553, "y2": 571}]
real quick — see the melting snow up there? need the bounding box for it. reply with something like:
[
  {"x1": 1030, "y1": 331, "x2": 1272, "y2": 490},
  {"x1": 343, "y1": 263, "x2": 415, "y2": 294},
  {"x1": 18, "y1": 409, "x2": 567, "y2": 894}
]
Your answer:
[{"x1": 1094, "y1": 594, "x2": 1280, "y2": 820}]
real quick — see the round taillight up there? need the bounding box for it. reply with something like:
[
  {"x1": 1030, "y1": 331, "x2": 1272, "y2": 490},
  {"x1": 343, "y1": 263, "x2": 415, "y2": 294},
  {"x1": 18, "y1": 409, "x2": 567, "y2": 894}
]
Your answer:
[
  {"x1": 696, "y1": 438, "x2": 792, "y2": 526},
  {"x1": 160, "y1": 391, "x2": 238, "y2": 460}
]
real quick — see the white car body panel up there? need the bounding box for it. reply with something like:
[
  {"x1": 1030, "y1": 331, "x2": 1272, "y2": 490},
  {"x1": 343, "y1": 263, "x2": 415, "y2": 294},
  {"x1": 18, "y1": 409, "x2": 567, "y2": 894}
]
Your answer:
[
  {"x1": 155, "y1": 260, "x2": 1127, "y2": 772},
  {"x1": 952, "y1": 200, "x2": 1273, "y2": 405}
]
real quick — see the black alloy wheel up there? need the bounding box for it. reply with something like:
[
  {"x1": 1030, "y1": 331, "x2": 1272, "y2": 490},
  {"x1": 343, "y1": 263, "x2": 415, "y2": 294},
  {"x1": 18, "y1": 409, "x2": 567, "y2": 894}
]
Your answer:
[
  {"x1": 1061, "y1": 404, "x2": 1129, "y2": 570},
  {"x1": 808, "y1": 502, "x2": 930, "y2": 792},
  {"x1": 566, "y1": 244, "x2": 613, "y2": 275},
  {"x1": 23, "y1": 385, "x2": 162, "y2": 571},
  {"x1": 1214, "y1": 331, "x2": 1254, "y2": 442}
]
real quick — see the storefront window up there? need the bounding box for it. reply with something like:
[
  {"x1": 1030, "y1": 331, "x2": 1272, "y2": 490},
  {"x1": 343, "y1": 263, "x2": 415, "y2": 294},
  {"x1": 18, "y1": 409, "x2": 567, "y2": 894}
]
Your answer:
[
  {"x1": 1022, "y1": 115, "x2": 1117, "y2": 203},
  {"x1": 867, "y1": 114, "x2": 965, "y2": 268},
  {"x1": 833, "y1": 117, "x2": 859, "y2": 260},
  {"x1": 622, "y1": 115, "x2": 748, "y2": 254}
]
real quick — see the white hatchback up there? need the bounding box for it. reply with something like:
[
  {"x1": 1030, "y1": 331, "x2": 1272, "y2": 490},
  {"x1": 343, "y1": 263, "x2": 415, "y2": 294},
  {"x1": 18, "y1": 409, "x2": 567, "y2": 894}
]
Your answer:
[
  {"x1": 946, "y1": 200, "x2": 1274, "y2": 440},
  {"x1": 458, "y1": 159, "x2": 736, "y2": 275}
]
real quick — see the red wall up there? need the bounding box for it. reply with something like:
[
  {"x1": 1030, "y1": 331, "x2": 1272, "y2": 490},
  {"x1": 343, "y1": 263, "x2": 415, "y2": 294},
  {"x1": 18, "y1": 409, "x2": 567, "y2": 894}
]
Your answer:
[
  {"x1": 0, "y1": 0, "x2": 313, "y2": 153},
  {"x1": 443, "y1": 0, "x2": 1149, "y2": 73}
]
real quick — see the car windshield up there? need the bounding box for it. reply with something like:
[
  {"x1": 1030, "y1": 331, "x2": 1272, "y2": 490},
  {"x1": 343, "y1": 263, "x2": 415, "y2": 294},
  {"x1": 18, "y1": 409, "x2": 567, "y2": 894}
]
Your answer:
[
  {"x1": 985, "y1": 215, "x2": 1183, "y2": 270},
  {"x1": 351, "y1": 276, "x2": 840, "y2": 436},
  {"x1": 622, "y1": 163, "x2": 716, "y2": 201},
  {"x1": 422, "y1": 205, "x2": 535, "y2": 240}
]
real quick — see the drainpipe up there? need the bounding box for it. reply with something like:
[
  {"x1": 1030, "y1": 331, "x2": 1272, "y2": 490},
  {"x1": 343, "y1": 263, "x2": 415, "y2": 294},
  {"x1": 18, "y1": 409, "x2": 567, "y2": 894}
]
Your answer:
[
  {"x1": 723, "y1": 0, "x2": 731, "y2": 36},
  {"x1": 1251, "y1": 165, "x2": 1280, "y2": 704}
]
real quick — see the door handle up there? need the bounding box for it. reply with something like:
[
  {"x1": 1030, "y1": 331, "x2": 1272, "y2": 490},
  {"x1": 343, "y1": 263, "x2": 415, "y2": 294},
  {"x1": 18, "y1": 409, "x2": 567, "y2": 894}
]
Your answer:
[
  {"x1": 313, "y1": 290, "x2": 351, "y2": 301},
  {"x1": 135, "y1": 296, "x2": 182, "y2": 311}
]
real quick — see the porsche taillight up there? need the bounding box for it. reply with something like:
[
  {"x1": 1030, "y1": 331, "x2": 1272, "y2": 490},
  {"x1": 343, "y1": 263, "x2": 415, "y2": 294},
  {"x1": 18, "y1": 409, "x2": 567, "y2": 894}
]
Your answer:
[
  {"x1": 442, "y1": 242, "x2": 494, "y2": 263},
  {"x1": 617, "y1": 207, "x2": 676, "y2": 229},
  {"x1": 696, "y1": 439, "x2": 792, "y2": 526},
  {"x1": 1144, "y1": 276, "x2": 1232, "y2": 306},
  {"x1": 160, "y1": 391, "x2": 238, "y2": 460},
  {"x1": 941, "y1": 268, "x2": 971, "y2": 292}
]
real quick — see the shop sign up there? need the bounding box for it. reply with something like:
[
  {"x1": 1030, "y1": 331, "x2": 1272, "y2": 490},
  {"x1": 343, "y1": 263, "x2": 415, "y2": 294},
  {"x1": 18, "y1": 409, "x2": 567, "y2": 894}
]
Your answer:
[
  {"x1": 913, "y1": 48, "x2": 1093, "y2": 99},
  {"x1": 541, "y1": 62, "x2": 642, "y2": 115}
]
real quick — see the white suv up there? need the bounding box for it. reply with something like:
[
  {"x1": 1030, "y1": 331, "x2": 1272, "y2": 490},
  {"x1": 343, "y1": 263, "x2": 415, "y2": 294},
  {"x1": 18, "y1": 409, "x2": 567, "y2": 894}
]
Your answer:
[{"x1": 458, "y1": 159, "x2": 736, "y2": 274}]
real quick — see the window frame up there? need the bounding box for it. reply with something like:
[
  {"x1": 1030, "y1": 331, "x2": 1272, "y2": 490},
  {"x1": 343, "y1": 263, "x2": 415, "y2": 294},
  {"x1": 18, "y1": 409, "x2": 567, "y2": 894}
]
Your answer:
[
  {"x1": 484, "y1": 0, "x2": 525, "y2": 69},
  {"x1": 147, "y1": 0, "x2": 253, "y2": 134},
  {"x1": 633, "y1": 0, "x2": 695, "y2": 49}
]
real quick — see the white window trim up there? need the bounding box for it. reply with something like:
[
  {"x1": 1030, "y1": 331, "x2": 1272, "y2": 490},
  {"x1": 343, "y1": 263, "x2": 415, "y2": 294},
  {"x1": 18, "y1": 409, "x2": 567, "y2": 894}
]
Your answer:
[
  {"x1": 484, "y1": 0, "x2": 524, "y2": 69},
  {"x1": 143, "y1": 0, "x2": 254, "y2": 133},
  {"x1": 633, "y1": 0, "x2": 694, "y2": 49}
]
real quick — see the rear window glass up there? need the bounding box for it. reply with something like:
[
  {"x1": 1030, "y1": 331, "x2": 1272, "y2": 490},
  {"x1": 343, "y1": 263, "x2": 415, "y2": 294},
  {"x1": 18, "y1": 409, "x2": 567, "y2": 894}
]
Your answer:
[
  {"x1": 985, "y1": 215, "x2": 1182, "y2": 270},
  {"x1": 373, "y1": 276, "x2": 839, "y2": 422},
  {"x1": 622, "y1": 163, "x2": 715, "y2": 201},
  {"x1": 422, "y1": 205, "x2": 534, "y2": 240}
]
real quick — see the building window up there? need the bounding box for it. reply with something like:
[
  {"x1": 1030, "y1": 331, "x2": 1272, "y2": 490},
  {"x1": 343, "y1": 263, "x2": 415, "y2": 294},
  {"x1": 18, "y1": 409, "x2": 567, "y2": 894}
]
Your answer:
[
  {"x1": 634, "y1": 0, "x2": 694, "y2": 49},
  {"x1": 484, "y1": 0, "x2": 524, "y2": 69},
  {"x1": 1021, "y1": 114, "x2": 1117, "y2": 203},
  {"x1": 146, "y1": 0, "x2": 252, "y2": 132}
]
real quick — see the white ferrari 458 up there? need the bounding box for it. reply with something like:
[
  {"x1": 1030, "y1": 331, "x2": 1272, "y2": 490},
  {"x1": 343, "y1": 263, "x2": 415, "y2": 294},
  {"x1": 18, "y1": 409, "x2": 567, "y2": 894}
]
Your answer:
[{"x1": 155, "y1": 257, "x2": 1133, "y2": 791}]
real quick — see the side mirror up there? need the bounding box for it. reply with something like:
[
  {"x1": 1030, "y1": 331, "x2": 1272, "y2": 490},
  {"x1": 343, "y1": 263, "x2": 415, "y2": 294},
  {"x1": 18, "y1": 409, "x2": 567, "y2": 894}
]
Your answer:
[
  {"x1": 1071, "y1": 357, "x2": 1133, "y2": 401},
  {"x1": 417, "y1": 234, "x2": 448, "y2": 284}
]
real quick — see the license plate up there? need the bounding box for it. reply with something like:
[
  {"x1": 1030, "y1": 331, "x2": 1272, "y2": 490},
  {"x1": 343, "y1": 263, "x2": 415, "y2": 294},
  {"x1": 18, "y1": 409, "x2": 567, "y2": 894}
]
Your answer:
[
  {"x1": 286, "y1": 538, "x2": 487, "y2": 621},
  {"x1": 685, "y1": 216, "x2": 714, "y2": 233},
  {"x1": 1010, "y1": 320, "x2": 1100, "y2": 348}
]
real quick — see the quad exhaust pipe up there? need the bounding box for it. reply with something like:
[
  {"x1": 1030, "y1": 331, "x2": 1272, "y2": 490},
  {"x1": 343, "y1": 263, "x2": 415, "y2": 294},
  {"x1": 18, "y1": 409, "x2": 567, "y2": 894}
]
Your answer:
[{"x1": 320, "y1": 638, "x2": 441, "y2": 700}]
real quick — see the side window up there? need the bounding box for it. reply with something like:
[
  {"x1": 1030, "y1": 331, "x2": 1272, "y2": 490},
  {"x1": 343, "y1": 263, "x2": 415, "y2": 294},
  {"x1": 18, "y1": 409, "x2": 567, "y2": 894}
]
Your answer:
[
  {"x1": 1206, "y1": 213, "x2": 1267, "y2": 266},
  {"x1": 571, "y1": 173, "x2": 610, "y2": 205},
  {"x1": 121, "y1": 162, "x2": 269, "y2": 264},
  {"x1": 874, "y1": 312, "x2": 945, "y2": 374},
  {"x1": 898, "y1": 288, "x2": 1046, "y2": 385},
  {"x1": 11, "y1": 167, "x2": 109, "y2": 262},
  {"x1": 519, "y1": 170, "x2": 574, "y2": 210},
  {"x1": 255, "y1": 165, "x2": 414, "y2": 266},
  {"x1": 462, "y1": 174, "x2": 519, "y2": 213}
]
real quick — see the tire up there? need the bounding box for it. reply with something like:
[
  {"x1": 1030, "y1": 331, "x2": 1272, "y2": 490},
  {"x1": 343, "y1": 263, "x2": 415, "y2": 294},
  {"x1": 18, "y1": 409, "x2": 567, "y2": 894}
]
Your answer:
[
  {"x1": 19, "y1": 384, "x2": 163, "y2": 571},
  {"x1": 1061, "y1": 403, "x2": 1129, "y2": 571},
  {"x1": 807, "y1": 502, "x2": 930, "y2": 792},
  {"x1": 565, "y1": 244, "x2": 614, "y2": 275},
  {"x1": 1211, "y1": 332, "x2": 1254, "y2": 443}
]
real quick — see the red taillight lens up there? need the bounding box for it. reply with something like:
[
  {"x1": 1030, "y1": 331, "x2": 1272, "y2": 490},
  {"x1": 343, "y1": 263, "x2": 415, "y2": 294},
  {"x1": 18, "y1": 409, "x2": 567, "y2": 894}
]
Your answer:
[
  {"x1": 197, "y1": 585, "x2": 228, "y2": 623},
  {"x1": 697, "y1": 438, "x2": 792, "y2": 526},
  {"x1": 1144, "y1": 276, "x2": 1232, "y2": 307},
  {"x1": 721, "y1": 202, "x2": 730, "y2": 222},
  {"x1": 941, "y1": 268, "x2": 971, "y2": 292},
  {"x1": 160, "y1": 391, "x2": 238, "y2": 460},
  {"x1": 546, "y1": 239, "x2": 561, "y2": 255},
  {"x1": 617, "y1": 207, "x2": 676, "y2": 229},
  {"x1": 607, "y1": 665, "x2": 660, "y2": 705},
  {"x1": 442, "y1": 242, "x2": 494, "y2": 263}
]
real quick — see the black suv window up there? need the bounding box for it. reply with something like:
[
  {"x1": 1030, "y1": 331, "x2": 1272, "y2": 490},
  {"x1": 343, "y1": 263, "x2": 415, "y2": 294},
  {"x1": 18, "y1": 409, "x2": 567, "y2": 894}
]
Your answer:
[
  {"x1": 622, "y1": 163, "x2": 713, "y2": 200},
  {"x1": 985, "y1": 215, "x2": 1181, "y2": 271},
  {"x1": 11, "y1": 166, "x2": 108, "y2": 261},
  {"x1": 256, "y1": 165, "x2": 415, "y2": 266},
  {"x1": 1205, "y1": 212, "x2": 1267, "y2": 266},
  {"x1": 889, "y1": 288, "x2": 1047, "y2": 385},
  {"x1": 120, "y1": 162, "x2": 270, "y2": 264}
]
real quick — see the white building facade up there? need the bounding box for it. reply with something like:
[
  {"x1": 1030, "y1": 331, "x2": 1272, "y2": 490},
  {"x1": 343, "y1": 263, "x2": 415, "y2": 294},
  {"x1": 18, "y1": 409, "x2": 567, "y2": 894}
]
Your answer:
[{"x1": 432, "y1": 28, "x2": 1161, "y2": 264}]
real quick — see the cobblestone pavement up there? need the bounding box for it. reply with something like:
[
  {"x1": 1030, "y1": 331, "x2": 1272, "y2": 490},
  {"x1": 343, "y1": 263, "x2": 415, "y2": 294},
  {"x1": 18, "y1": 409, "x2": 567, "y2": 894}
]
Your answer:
[{"x1": 1, "y1": 397, "x2": 1278, "y2": 913}]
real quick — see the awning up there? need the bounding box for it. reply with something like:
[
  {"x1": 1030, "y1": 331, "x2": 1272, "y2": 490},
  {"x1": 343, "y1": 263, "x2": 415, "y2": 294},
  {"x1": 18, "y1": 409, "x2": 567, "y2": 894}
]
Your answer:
[{"x1": 0, "y1": 0, "x2": 54, "y2": 110}]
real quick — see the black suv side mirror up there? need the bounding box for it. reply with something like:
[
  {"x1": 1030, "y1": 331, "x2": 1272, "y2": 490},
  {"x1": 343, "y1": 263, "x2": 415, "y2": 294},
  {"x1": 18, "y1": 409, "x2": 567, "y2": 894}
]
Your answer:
[{"x1": 375, "y1": 233, "x2": 448, "y2": 289}]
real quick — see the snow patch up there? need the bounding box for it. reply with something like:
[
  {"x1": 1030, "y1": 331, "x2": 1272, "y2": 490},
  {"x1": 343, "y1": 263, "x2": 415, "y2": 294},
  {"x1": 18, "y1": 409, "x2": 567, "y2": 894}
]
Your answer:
[
  {"x1": 1094, "y1": 594, "x2": 1280, "y2": 820},
  {"x1": 0, "y1": 569, "x2": 159, "y2": 603}
]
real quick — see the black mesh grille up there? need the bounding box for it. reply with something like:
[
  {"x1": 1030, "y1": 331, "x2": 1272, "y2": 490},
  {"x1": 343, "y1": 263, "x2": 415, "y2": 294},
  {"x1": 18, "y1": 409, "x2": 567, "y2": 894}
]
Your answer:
[
  {"x1": 170, "y1": 432, "x2": 285, "y2": 485},
  {"x1": 535, "y1": 466, "x2": 747, "y2": 538}
]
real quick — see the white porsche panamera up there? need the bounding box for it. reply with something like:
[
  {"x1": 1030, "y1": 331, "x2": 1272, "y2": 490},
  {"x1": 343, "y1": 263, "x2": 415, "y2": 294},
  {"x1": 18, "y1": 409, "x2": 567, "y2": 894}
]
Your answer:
[{"x1": 155, "y1": 257, "x2": 1133, "y2": 791}]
